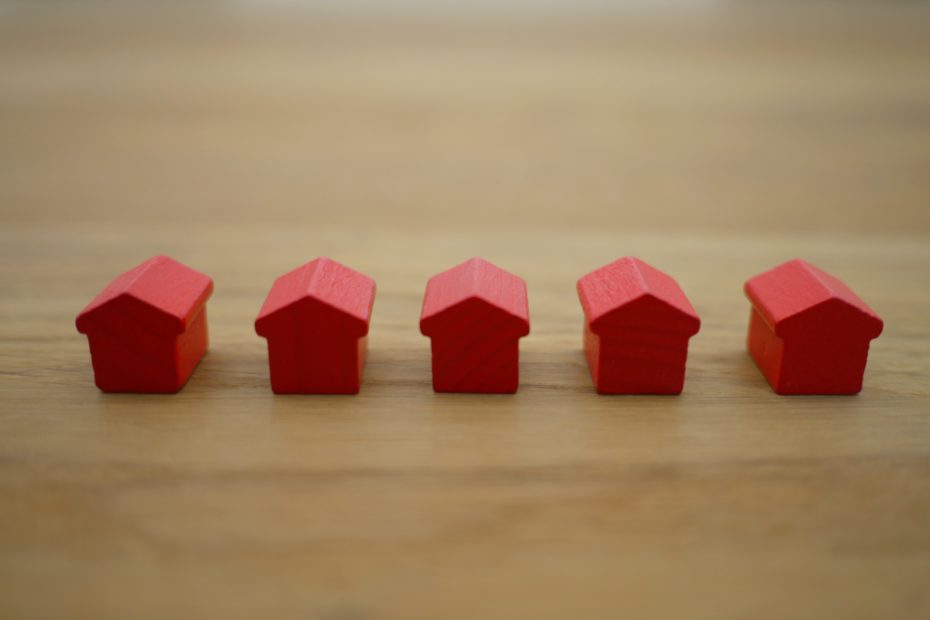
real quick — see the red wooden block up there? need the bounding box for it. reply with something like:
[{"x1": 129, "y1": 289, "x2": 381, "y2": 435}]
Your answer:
[
  {"x1": 255, "y1": 257, "x2": 376, "y2": 394},
  {"x1": 420, "y1": 257, "x2": 530, "y2": 393},
  {"x1": 744, "y1": 259, "x2": 883, "y2": 395},
  {"x1": 577, "y1": 257, "x2": 701, "y2": 394},
  {"x1": 75, "y1": 255, "x2": 214, "y2": 393}
]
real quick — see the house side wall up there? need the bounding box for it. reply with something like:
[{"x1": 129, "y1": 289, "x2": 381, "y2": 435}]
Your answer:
[
  {"x1": 747, "y1": 307, "x2": 784, "y2": 392},
  {"x1": 357, "y1": 335, "x2": 369, "y2": 384},
  {"x1": 583, "y1": 321, "x2": 601, "y2": 388},
  {"x1": 175, "y1": 307, "x2": 210, "y2": 387}
]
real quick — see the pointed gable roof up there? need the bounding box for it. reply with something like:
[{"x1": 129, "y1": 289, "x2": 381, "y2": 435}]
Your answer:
[
  {"x1": 254, "y1": 257, "x2": 375, "y2": 338},
  {"x1": 420, "y1": 257, "x2": 530, "y2": 337},
  {"x1": 577, "y1": 257, "x2": 700, "y2": 335},
  {"x1": 76, "y1": 255, "x2": 213, "y2": 334},
  {"x1": 744, "y1": 259, "x2": 883, "y2": 338}
]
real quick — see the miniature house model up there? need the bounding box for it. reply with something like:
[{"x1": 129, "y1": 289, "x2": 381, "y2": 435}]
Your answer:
[
  {"x1": 577, "y1": 257, "x2": 701, "y2": 394},
  {"x1": 744, "y1": 259, "x2": 883, "y2": 394},
  {"x1": 76, "y1": 255, "x2": 213, "y2": 393},
  {"x1": 420, "y1": 257, "x2": 530, "y2": 393},
  {"x1": 255, "y1": 257, "x2": 376, "y2": 394}
]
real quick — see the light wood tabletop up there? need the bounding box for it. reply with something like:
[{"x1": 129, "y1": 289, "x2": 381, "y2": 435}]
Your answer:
[{"x1": 2, "y1": 6, "x2": 929, "y2": 619}]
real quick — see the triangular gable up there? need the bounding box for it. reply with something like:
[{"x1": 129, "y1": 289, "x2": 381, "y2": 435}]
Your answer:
[
  {"x1": 420, "y1": 258, "x2": 529, "y2": 336},
  {"x1": 255, "y1": 257, "x2": 375, "y2": 337},
  {"x1": 577, "y1": 257, "x2": 699, "y2": 335}
]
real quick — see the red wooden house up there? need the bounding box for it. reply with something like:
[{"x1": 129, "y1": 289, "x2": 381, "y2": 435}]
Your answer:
[
  {"x1": 255, "y1": 257, "x2": 376, "y2": 394},
  {"x1": 75, "y1": 255, "x2": 214, "y2": 393},
  {"x1": 420, "y1": 258, "x2": 530, "y2": 393},
  {"x1": 577, "y1": 257, "x2": 701, "y2": 394},
  {"x1": 744, "y1": 259, "x2": 883, "y2": 394}
]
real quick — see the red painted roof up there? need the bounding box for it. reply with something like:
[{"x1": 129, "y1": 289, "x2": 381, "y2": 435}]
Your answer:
[
  {"x1": 254, "y1": 257, "x2": 375, "y2": 337},
  {"x1": 76, "y1": 255, "x2": 213, "y2": 334},
  {"x1": 744, "y1": 259, "x2": 883, "y2": 338},
  {"x1": 577, "y1": 257, "x2": 700, "y2": 335},
  {"x1": 420, "y1": 257, "x2": 529, "y2": 337}
]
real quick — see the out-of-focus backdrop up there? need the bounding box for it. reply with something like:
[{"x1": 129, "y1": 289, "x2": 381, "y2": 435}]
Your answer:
[
  {"x1": 1, "y1": 1, "x2": 929, "y2": 619},
  {"x1": 3, "y1": 1, "x2": 930, "y2": 236}
]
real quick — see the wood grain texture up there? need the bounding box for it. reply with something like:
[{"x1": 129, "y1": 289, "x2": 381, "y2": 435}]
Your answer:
[{"x1": 1, "y1": 7, "x2": 930, "y2": 620}]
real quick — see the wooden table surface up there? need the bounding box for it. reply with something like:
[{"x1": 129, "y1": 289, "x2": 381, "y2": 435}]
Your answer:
[{"x1": 2, "y1": 7, "x2": 929, "y2": 619}]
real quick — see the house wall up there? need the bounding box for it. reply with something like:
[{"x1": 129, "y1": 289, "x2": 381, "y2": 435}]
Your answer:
[
  {"x1": 588, "y1": 326, "x2": 691, "y2": 394},
  {"x1": 175, "y1": 307, "x2": 210, "y2": 388},
  {"x1": 266, "y1": 329, "x2": 363, "y2": 394},
  {"x1": 82, "y1": 300, "x2": 184, "y2": 393},
  {"x1": 430, "y1": 335, "x2": 520, "y2": 393},
  {"x1": 747, "y1": 308, "x2": 784, "y2": 392},
  {"x1": 778, "y1": 333, "x2": 872, "y2": 395}
]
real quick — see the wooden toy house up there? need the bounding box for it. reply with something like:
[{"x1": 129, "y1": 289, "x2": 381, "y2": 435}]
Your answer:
[
  {"x1": 420, "y1": 257, "x2": 530, "y2": 393},
  {"x1": 744, "y1": 259, "x2": 883, "y2": 394},
  {"x1": 577, "y1": 257, "x2": 700, "y2": 394},
  {"x1": 75, "y1": 255, "x2": 213, "y2": 393},
  {"x1": 255, "y1": 257, "x2": 376, "y2": 394}
]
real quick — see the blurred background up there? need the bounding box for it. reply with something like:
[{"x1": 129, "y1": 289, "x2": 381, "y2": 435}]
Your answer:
[{"x1": 2, "y1": 0, "x2": 929, "y2": 238}]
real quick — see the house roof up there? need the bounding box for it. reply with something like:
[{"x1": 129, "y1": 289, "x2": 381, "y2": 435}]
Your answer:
[
  {"x1": 76, "y1": 255, "x2": 213, "y2": 334},
  {"x1": 419, "y1": 257, "x2": 530, "y2": 337},
  {"x1": 254, "y1": 257, "x2": 375, "y2": 337},
  {"x1": 744, "y1": 259, "x2": 883, "y2": 338},
  {"x1": 576, "y1": 257, "x2": 700, "y2": 335}
]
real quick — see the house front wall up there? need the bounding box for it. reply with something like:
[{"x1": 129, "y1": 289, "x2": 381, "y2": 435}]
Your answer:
[
  {"x1": 265, "y1": 328, "x2": 364, "y2": 394},
  {"x1": 83, "y1": 304, "x2": 181, "y2": 392},
  {"x1": 430, "y1": 334, "x2": 520, "y2": 393},
  {"x1": 588, "y1": 324, "x2": 692, "y2": 394},
  {"x1": 778, "y1": 333, "x2": 872, "y2": 395}
]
